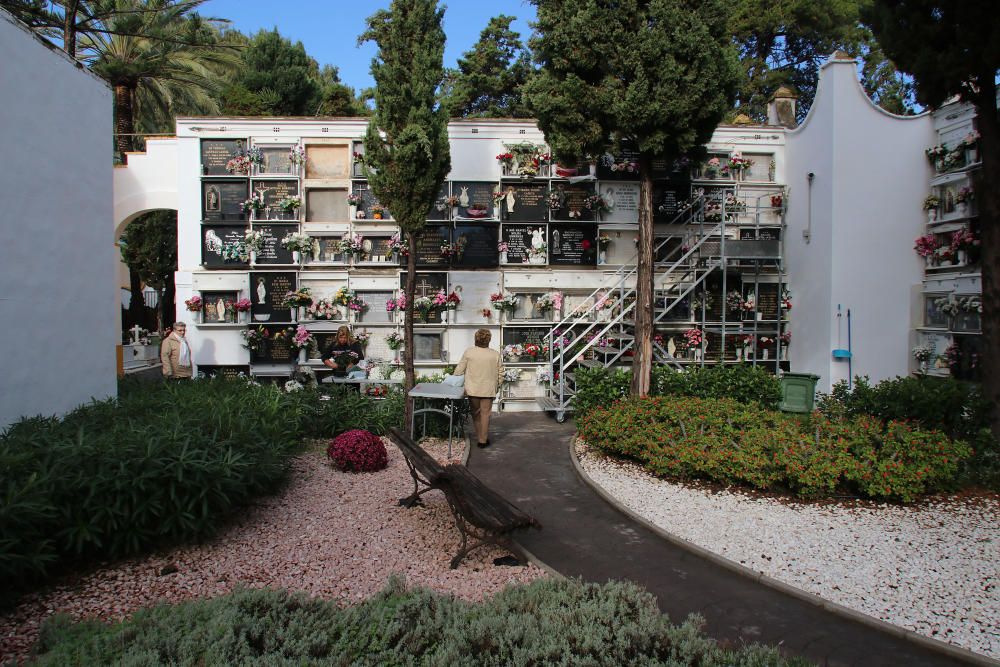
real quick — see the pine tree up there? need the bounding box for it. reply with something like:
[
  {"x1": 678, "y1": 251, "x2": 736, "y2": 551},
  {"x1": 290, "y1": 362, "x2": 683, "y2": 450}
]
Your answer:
[
  {"x1": 866, "y1": 0, "x2": 1000, "y2": 440},
  {"x1": 361, "y1": 0, "x2": 451, "y2": 422},
  {"x1": 444, "y1": 15, "x2": 533, "y2": 118},
  {"x1": 526, "y1": 0, "x2": 739, "y2": 396}
]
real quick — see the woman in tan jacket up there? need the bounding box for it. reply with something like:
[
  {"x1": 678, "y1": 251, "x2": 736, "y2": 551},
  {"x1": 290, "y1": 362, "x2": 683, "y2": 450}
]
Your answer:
[
  {"x1": 160, "y1": 321, "x2": 193, "y2": 379},
  {"x1": 454, "y1": 328, "x2": 503, "y2": 448}
]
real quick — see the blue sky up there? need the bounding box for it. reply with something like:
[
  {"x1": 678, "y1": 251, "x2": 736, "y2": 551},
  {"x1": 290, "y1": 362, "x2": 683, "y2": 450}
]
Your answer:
[{"x1": 199, "y1": 1, "x2": 537, "y2": 92}]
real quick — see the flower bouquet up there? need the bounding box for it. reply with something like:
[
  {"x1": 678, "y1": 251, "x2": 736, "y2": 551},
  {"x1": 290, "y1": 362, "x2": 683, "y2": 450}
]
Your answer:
[
  {"x1": 503, "y1": 343, "x2": 524, "y2": 361},
  {"x1": 278, "y1": 195, "x2": 302, "y2": 214},
  {"x1": 244, "y1": 229, "x2": 265, "y2": 254},
  {"x1": 490, "y1": 292, "x2": 518, "y2": 315},
  {"x1": 414, "y1": 296, "x2": 436, "y2": 321},
  {"x1": 346, "y1": 193, "x2": 363, "y2": 207},
  {"x1": 241, "y1": 325, "x2": 270, "y2": 352},
  {"x1": 307, "y1": 298, "x2": 341, "y2": 320},
  {"x1": 385, "y1": 294, "x2": 406, "y2": 315},
  {"x1": 583, "y1": 194, "x2": 610, "y2": 213},
  {"x1": 914, "y1": 233, "x2": 941, "y2": 259},
  {"x1": 536, "y1": 291, "x2": 563, "y2": 317},
  {"x1": 281, "y1": 232, "x2": 313, "y2": 263},
  {"x1": 241, "y1": 191, "x2": 267, "y2": 216},
  {"x1": 288, "y1": 145, "x2": 306, "y2": 166},
  {"x1": 184, "y1": 295, "x2": 203, "y2": 312},
  {"x1": 728, "y1": 153, "x2": 754, "y2": 172},
  {"x1": 370, "y1": 203, "x2": 386, "y2": 220},
  {"x1": 385, "y1": 331, "x2": 404, "y2": 351},
  {"x1": 338, "y1": 232, "x2": 366, "y2": 260}
]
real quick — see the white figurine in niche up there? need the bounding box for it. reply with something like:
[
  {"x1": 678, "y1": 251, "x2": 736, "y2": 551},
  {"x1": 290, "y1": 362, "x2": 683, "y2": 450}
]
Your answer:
[
  {"x1": 459, "y1": 186, "x2": 470, "y2": 207},
  {"x1": 505, "y1": 186, "x2": 516, "y2": 213},
  {"x1": 531, "y1": 227, "x2": 545, "y2": 250},
  {"x1": 216, "y1": 298, "x2": 226, "y2": 322},
  {"x1": 257, "y1": 277, "x2": 267, "y2": 304}
]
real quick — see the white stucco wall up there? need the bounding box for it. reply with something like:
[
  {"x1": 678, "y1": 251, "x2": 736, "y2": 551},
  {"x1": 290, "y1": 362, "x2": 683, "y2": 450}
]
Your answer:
[
  {"x1": 0, "y1": 10, "x2": 115, "y2": 428},
  {"x1": 785, "y1": 55, "x2": 934, "y2": 391}
]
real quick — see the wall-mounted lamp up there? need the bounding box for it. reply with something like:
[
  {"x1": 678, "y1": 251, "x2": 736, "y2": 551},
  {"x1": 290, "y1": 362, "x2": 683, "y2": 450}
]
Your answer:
[{"x1": 803, "y1": 172, "x2": 815, "y2": 243}]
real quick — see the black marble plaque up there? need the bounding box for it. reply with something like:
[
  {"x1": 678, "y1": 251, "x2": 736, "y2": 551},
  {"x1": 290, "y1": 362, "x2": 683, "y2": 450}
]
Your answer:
[
  {"x1": 500, "y1": 182, "x2": 547, "y2": 222},
  {"x1": 653, "y1": 179, "x2": 690, "y2": 222},
  {"x1": 253, "y1": 223, "x2": 297, "y2": 265},
  {"x1": 250, "y1": 324, "x2": 294, "y2": 364},
  {"x1": 428, "y1": 182, "x2": 451, "y2": 221},
  {"x1": 258, "y1": 146, "x2": 293, "y2": 174},
  {"x1": 413, "y1": 224, "x2": 452, "y2": 267},
  {"x1": 550, "y1": 183, "x2": 596, "y2": 221},
  {"x1": 202, "y1": 224, "x2": 248, "y2": 268},
  {"x1": 596, "y1": 148, "x2": 641, "y2": 180},
  {"x1": 501, "y1": 326, "x2": 549, "y2": 349},
  {"x1": 201, "y1": 138, "x2": 246, "y2": 176},
  {"x1": 501, "y1": 224, "x2": 545, "y2": 264},
  {"x1": 314, "y1": 332, "x2": 341, "y2": 359},
  {"x1": 250, "y1": 272, "x2": 297, "y2": 322},
  {"x1": 739, "y1": 228, "x2": 780, "y2": 241},
  {"x1": 197, "y1": 364, "x2": 250, "y2": 379},
  {"x1": 351, "y1": 181, "x2": 390, "y2": 220},
  {"x1": 200, "y1": 290, "x2": 239, "y2": 323},
  {"x1": 254, "y1": 180, "x2": 299, "y2": 209},
  {"x1": 202, "y1": 180, "x2": 248, "y2": 221},
  {"x1": 452, "y1": 223, "x2": 499, "y2": 268},
  {"x1": 743, "y1": 284, "x2": 779, "y2": 320},
  {"x1": 549, "y1": 224, "x2": 597, "y2": 266},
  {"x1": 453, "y1": 181, "x2": 495, "y2": 220}
]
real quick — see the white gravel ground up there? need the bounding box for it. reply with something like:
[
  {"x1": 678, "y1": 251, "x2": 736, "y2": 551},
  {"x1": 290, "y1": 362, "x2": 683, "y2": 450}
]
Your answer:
[
  {"x1": 576, "y1": 441, "x2": 1000, "y2": 660},
  {"x1": 0, "y1": 438, "x2": 543, "y2": 664}
]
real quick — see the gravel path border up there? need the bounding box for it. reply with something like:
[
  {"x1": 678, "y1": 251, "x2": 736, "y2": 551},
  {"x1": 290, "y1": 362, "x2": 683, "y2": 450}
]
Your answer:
[
  {"x1": 574, "y1": 440, "x2": 1000, "y2": 662},
  {"x1": 0, "y1": 438, "x2": 544, "y2": 664}
]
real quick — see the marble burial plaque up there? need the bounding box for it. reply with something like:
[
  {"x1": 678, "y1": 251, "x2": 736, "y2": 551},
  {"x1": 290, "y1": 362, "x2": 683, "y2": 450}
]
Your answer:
[
  {"x1": 201, "y1": 138, "x2": 246, "y2": 176},
  {"x1": 306, "y1": 187, "x2": 348, "y2": 222},
  {"x1": 197, "y1": 365, "x2": 250, "y2": 380},
  {"x1": 599, "y1": 182, "x2": 640, "y2": 223},
  {"x1": 449, "y1": 271, "x2": 500, "y2": 324},
  {"x1": 253, "y1": 223, "x2": 296, "y2": 265},
  {"x1": 200, "y1": 290, "x2": 239, "y2": 323},
  {"x1": 413, "y1": 224, "x2": 452, "y2": 267},
  {"x1": 413, "y1": 332, "x2": 443, "y2": 361},
  {"x1": 351, "y1": 181, "x2": 391, "y2": 220},
  {"x1": 453, "y1": 181, "x2": 495, "y2": 220},
  {"x1": 250, "y1": 272, "x2": 296, "y2": 322},
  {"x1": 596, "y1": 147, "x2": 641, "y2": 180},
  {"x1": 258, "y1": 146, "x2": 293, "y2": 174},
  {"x1": 550, "y1": 183, "x2": 595, "y2": 222},
  {"x1": 202, "y1": 180, "x2": 248, "y2": 221},
  {"x1": 250, "y1": 324, "x2": 294, "y2": 364},
  {"x1": 500, "y1": 224, "x2": 545, "y2": 264},
  {"x1": 428, "y1": 182, "x2": 452, "y2": 221},
  {"x1": 500, "y1": 182, "x2": 547, "y2": 222},
  {"x1": 501, "y1": 326, "x2": 549, "y2": 349},
  {"x1": 255, "y1": 180, "x2": 299, "y2": 210},
  {"x1": 399, "y1": 272, "x2": 447, "y2": 323},
  {"x1": 202, "y1": 224, "x2": 248, "y2": 268},
  {"x1": 739, "y1": 228, "x2": 781, "y2": 241},
  {"x1": 305, "y1": 144, "x2": 349, "y2": 180},
  {"x1": 314, "y1": 236, "x2": 346, "y2": 263},
  {"x1": 653, "y1": 180, "x2": 688, "y2": 222},
  {"x1": 548, "y1": 223, "x2": 597, "y2": 266},
  {"x1": 452, "y1": 223, "x2": 499, "y2": 268}
]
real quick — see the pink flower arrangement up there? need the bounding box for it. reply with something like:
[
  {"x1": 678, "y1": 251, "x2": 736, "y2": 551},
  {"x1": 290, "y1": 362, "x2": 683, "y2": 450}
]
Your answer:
[
  {"x1": 290, "y1": 325, "x2": 314, "y2": 350},
  {"x1": 326, "y1": 430, "x2": 388, "y2": 473},
  {"x1": 951, "y1": 228, "x2": 979, "y2": 253},
  {"x1": 432, "y1": 289, "x2": 449, "y2": 308},
  {"x1": 386, "y1": 294, "x2": 407, "y2": 312},
  {"x1": 184, "y1": 296, "x2": 203, "y2": 312},
  {"x1": 779, "y1": 331, "x2": 792, "y2": 345},
  {"x1": 234, "y1": 298, "x2": 252, "y2": 312},
  {"x1": 913, "y1": 233, "x2": 941, "y2": 258},
  {"x1": 446, "y1": 291, "x2": 461, "y2": 309},
  {"x1": 683, "y1": 328, "x2": 704, "y2": 347}
]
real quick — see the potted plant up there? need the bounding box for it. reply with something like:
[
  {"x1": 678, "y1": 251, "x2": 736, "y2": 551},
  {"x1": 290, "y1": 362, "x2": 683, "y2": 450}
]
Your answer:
[
  {"x1": 683, "y1": 328, "x2": 704, "y2": 361},
  {"x1": 950, "y1": 227, "x2": 980, "y2": 265},
  {"x1": 370, "y1": 203, "x2": 386, "y2": 220},
  {"x1": 914, "y1": 233, "x2": 941, "y2": 267},
  {"x1": 234, "y1": 298, "x2": 252, "y2": 323},
  {"x1": 282, "y1": 288, "x2": 313, "y2": 322},
  {"x1": 184, "y1": 295, "x2": 203, "y2": 322},
  {"x1": 490, "y1": 292, "x2": 518, "y2": 322},
  {"x1": 955, "y1": 187, "x2": 974, "y2": 216},
  {"x1": 912, "y1": 344, "x2": 933, "y2": 374},
  {"x1": 277, "y1": 195, "x2": 302, "y2": 220},
  {"x1": 280, "y1": 232, "x2": 313, "y2": 264},
  {"x1": 922, "y1": 194, "x2": 940, "y2": 222}
]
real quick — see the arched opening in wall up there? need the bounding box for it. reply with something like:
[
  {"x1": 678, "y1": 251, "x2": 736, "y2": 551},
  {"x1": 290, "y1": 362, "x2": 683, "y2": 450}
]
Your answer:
[{"x1": 115, "y1": 209, "x2": 178, "y2": 339}]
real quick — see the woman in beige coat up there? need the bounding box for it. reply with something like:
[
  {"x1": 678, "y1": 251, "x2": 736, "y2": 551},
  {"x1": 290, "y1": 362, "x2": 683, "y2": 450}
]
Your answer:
[
  {"x1": 160, "y1": 321, "x2": 193, "y2": 379},
  {"x1": 454, "y1": 328, "x2": 503, "y2": 448}
]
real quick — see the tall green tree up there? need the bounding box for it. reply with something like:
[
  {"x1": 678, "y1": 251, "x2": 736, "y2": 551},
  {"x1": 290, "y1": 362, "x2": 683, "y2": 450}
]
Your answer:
[
  {"x1": 443, "y1": 14, "x2": 533, "y2": 118},
  {"x1": 866, "y1": 0, "x2": 1000, "y2": 439},
  {"x1": 527, "y1": 0, "x2": 739, "y2": 397},
  {"x1": 120, "y1": 210, "x2": 177, "y2": 328},
  {"x1": 229, "y1": 29, "x2": 320, "y2": 116},
  {"x1": 361, "y1": 0, "x2": 451, "y2": 423}
]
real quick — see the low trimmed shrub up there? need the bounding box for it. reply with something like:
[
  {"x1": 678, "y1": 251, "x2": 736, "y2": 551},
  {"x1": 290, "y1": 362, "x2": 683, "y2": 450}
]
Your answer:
[
  {"x1": 573, "y1": 364, "x2": 781, "y2": 418},
  {"x1": 327, "y1": 429, "x2": 388, "y2": 472},
  {"x1": 32, "y1": 577, "x2": 810, "y2": 666},
  {"x1": 578, "y1": 396, "x2": 971, "y2": 501}
]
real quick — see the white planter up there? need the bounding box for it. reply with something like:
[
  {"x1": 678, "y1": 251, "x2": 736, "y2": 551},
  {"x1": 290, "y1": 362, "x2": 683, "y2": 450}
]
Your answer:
[
  {"x1": 499, "y1": 251, "x2": 508, "y2": 264},
  {"x1": 756, "y1": 312, "x2": 764, "y2": 321},
  {"x1": 249, "y1": 250, "x2": 257, "y2": 265},
  {"x1": 762, "y1": 348, "x2": 769, "y2": 360},
  {"x1": 958, "y1": 201, "x2": 969, "y2": 217},
  {"x1": 292, "y1": 250, "x2": 302, "y2": 265},
  {"x1": 528, "y1": 254, "x2": 546, "y2": 265},
  {"x1": 743, "y1": 346, "x2": 752, "y2": 360},
  {"x1": 957, "y1": 249, "x2": 968, "y2": 265},
  {"x1": 290, "y1": 308, "x2": 297, "y2": 323},
  {"x1": 440, "y1": 310, "x2": 449, "y2": 324},
  {"x1": 238, "y1": 310, "x2": 249, "y2": 323},
  {"x1": 782, "y1": 347, "x2": 789, "y2": 361},
  {"x1": 598, "y1": 250, "x2": 607, "y2": 264},
  {"x1": 298, "y1": 348, "x2": 307, "y2": 364},
  {"x1": 927, "y1": 209, "x2": 937, "y2": 223},
  {"x1": 588, "y1": 163, "x2": 597, "y2": 177}
]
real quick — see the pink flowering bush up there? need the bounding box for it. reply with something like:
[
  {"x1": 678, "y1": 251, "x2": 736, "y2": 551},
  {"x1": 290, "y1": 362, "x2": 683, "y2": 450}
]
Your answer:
[{"x1": 326, "y1": 429, "x2": 388, "y2": 473}]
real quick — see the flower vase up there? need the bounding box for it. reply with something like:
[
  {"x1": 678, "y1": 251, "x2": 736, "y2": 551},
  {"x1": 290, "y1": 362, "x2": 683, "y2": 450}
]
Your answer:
[
  {"x1": 298, "y1": 348, "x2": 307, "y2": 364},
  {"x1": 588, "y1": 163, "x2": 597, "y2": 177},
  {"x1": 250, "y1": 250, "x2": 257, "y2": 265},
  {"x1": 598, "y1": 250, "x2": 607, "y2": 264},
  {"x1": 919, "y1": 360, "x2": 928, "y2": 374},
  {"x1": 297, "y1": 306, "x2": 307, "y2": 321},
  {"x1": 925, "y1": 255, "x2": 934, "y2": 268},
  {"x1": 762, "y1": 348, "x2": 769, "y2": 361},
  {"x1": 349, "y1": 205, "x2": 357, "y2": 219},
  {"x1": 756, "y1": 312, "x2": 764, "y2": 321},
  {"x1": 292, "y1": 250, "x2": 302, "y2": 265},
  {"x1": 499, "y1": 251, "x2": 508, "y2": 264},
  {"x1": 290, "y1": 308, "x2": 297, "y2": 323},
  {"x1": 782, "y1": 347, "x2": 789, "y2": 361},
  {"x1": 440, "y1": 310, "x2": 449, "y2": 324},
  {"x1": 239, "y1": 310, "x2": 248, "y2": 324},
  {"x1": 927, "y1": 210, "x2": 937, "y2": 223},
  {"x1": 957, "y1": 249, "x2": 968, "y2": 265},
  {"x1": 494, "y1": 205, "x2": 501, "y2": 219},
  {"x1": 735, "y1": 348, "x2": 742, "y2": 361},
  {"x1": 958, "y1": 202, "x2": 969, "y2": 217},
  {"x1": 743, "y1": 346, "x2": 752, "y2": 361}
]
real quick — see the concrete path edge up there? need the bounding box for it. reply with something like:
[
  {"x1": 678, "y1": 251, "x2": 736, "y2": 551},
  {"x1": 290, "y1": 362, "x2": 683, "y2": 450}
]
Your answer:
[{"x1": 566, "y1": 434, "x2": 1000, "y2": 667}]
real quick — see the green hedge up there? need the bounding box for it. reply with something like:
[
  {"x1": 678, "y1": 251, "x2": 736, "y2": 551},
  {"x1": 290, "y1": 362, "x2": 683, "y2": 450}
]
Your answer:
[
  {"x1": 573, "y1": 364, "x2": 781, "y2": 418},
  {"x1": 0, "y1": 378, "x2": 403, "y2": 598},
  {"x1": 579, "y1": 397, "x2": 971, "y2": 501},
  {"x1": 32, "y1": 577, "x2": 810, "y2": 666}
]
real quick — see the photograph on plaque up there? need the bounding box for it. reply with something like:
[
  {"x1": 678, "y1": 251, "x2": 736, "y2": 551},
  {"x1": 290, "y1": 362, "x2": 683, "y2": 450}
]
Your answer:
[
  {"x1": 413, "y1": 332, "x2": 444, "y2": 361},
  {"x1": 413, "y1": 224, "x2": 452, "y2": 267},
  {"x1": 500, "y1": 224, "x2": 547, "y2": 265},
  {"x1": 549, "y1": 183, "x2": 595, "y2": 222},
  {"x1": 653, "y1": 180, "x2": 689, "y2": 223},
  {"x1": 202, "y1": 180, "x2": 248, "y2": 221},
  {"x1": 250, "y1": 324, "x2": 295, "y2": 364},
  {"x1": 197, "y1": 365, "x2": 250, "y2": 380},
  {"x1": 500, "y1": 182, "x2": 548, "y2": 222},
  {"x1": 253, "y1": 223, "x2": 296, "y2": 265},
  {"x1": 548, "y1": 223, "x2": 597, "y2": 266},
  {"x1": 202, "y1": 224, "x2": 248, "y2": 268},
  {"x1": 452, "y1": 181, "x2": 496, "y2": 220},
  {"x1": 596, "y1": 148, "x2": 641, "y2": 180},
  {"x1": 427, "y1": 182, "x2": 451, "y2": 221},
  {"x1": 254, "y1": 180, "x2": 299, "y2": 217},
  {"x1": 200, "y1": 290, "x2": 239, "y2": 323},
  {"x1": 200, "y1": 138, "x2": 246, "y2": 176},
  {"x1": 452, "y1": 223, "x2": 499, "y2": 268},
  {"x1": 258, "y1": 146, "x2": 294, "y2": 175},
  {"x1": 249, "y1": 272, "x2": 297, "y2": 322},
  {"x1": 599, "y1": 182, "x2": 640, "y2": 224}
]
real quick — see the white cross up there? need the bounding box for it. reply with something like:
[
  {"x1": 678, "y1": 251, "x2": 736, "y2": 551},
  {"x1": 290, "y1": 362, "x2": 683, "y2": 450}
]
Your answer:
[{"x1": 129, "y1": 324, "x2": 144, "y2": 345}]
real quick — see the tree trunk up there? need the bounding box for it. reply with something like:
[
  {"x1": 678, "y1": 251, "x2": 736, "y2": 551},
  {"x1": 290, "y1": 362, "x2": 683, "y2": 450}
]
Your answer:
[
  {"x1": 973, "y1": 74, "x2": 999, "y2": 440},
  {"x1": 114, "y1": 84, "x2": 135, "y2": 158},
  {"x1": 630, "y1": 154, "x2": 655, "y2": 396},
  {"x1": 63, "y1": 0, "x2": 79, "y2": 59},
  {"x1": 161, "y1": 272, "x2": 176, "y2": 332},
  {"x1": 403, "y1": 233, "x2": 417, "y2": 429},
  {"x1": 127, "y1": 266, "x2": 144, "y2": 332}
]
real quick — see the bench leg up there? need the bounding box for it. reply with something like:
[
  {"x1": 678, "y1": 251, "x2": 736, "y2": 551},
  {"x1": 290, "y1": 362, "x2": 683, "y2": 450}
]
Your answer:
[
  {"x1": 444, "y1": 498, "x2": 524, "y2": 569},
  {"x1": 399, "y1": 458, "x2": 437, "y2": 508}
]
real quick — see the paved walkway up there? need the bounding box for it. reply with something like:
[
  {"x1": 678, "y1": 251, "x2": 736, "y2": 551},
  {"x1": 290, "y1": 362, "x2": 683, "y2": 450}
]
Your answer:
[{"x1": 467, "y1": 412, "x2": 981, "y2": 667}]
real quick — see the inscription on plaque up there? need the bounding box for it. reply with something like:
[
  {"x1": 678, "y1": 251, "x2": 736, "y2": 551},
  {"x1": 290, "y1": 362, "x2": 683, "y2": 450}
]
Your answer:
[
  {"x1": 253, "y1": 223, "x2": 296, "y2": 265},
  {"x1": 250, "y1": 324, "x2": 293, "y2": 364},
  {"x1": 197, "y1": 364, "x2": 250, "y2": 379},
  {"x1": 202, "y1": 180, "x2": 248, "y2": 221},
  {"x1": 250, "y1": 272, "x2": 296, "y2": 322},
  {"x1": 549, "y1": 224, "x2": 597, "y2": 266},
  {"x1": 413, "y1": 224, "x2": 452, "y2": 267},
  {"x1": 501, "y1": 183, "x2": 548, "y2": 222},
  {"x1": 452, "y1": 181, "x2": 495, "y2": 219},
  {"x1": 653, "y1": 181, "x2": 688, "y2": 222},
  {"x1": 501, "y1": 326, "x2": 548, "y2": 349},
  {"x1": 200, "y1": 139, "x2": 245, "y2": 176},
  {"x1": 550, "y1": 183, "x2": 595, "y2": 222},
  {"x1": 202, "y1": 224, "x2": 248, "y2": 268},
  {"x1": 744, "y1": 284, "x2": 779, "y2": 320},
  {"x1": 596, "y1": 148, "x2": 641, "y2": 180},
  {"x1": 452, "y1": 223, "x2": 499, "y2": 268},
  {"x1": 501, "y1": 224, "x2": 545, "y2": 264},
  {"x1": 255, "y1": 180, "x2": 298, "y2": 209},
  {"x1": 599, "y1": 182, "x2": 640, "y2": 223}
]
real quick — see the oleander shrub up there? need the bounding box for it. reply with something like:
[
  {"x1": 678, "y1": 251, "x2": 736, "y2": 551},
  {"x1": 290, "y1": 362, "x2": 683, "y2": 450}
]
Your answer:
[
  {"x1": 326, "y1": 429, "x2": 389, "y2": 473},
  {"x1": 578, "y1": 396, "x2": 971, "y2": 501},
  {"x1": 573, "y1": 364, "x2": 781, "y2": 418},
  {"x1": 31, "y1": 577, "x2": 810, "y2": 666}
]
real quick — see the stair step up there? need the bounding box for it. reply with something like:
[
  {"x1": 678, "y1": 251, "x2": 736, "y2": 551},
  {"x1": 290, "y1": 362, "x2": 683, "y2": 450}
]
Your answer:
[
  {"x1": 564, "y1": 372, "x2": 575, "y2": 384},
  {"x1": 605, "y1": 332, "x2": 634, "y2": 340},
  {"x1": 576, "y1": 359, "x2": 604, "y2": 368},
  {"x1": 536, "y1": 396, "x2": 574, "y2": 413}
]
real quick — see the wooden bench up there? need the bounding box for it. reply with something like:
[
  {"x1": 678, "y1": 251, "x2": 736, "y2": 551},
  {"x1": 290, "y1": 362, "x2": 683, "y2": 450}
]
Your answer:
[{"x1": 388, "y1": 428, "x2": 541, "y2": 568}]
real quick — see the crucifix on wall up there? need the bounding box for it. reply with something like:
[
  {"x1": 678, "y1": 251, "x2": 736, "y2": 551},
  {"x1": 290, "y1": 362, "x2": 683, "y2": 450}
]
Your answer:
[{"x1": 415, "y1": 277, "x2": 435, "y2": 296}]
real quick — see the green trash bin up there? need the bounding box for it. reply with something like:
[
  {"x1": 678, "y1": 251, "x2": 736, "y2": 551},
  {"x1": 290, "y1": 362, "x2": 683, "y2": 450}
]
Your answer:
[{"x1": 779, "y1": 373, "x2": 820, "y2": 413}]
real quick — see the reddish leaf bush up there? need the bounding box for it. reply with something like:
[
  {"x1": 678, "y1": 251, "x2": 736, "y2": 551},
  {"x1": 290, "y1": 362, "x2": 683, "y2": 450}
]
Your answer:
[{"x1": 326, "y1": 430, "x2": 388, "y2": 473}]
